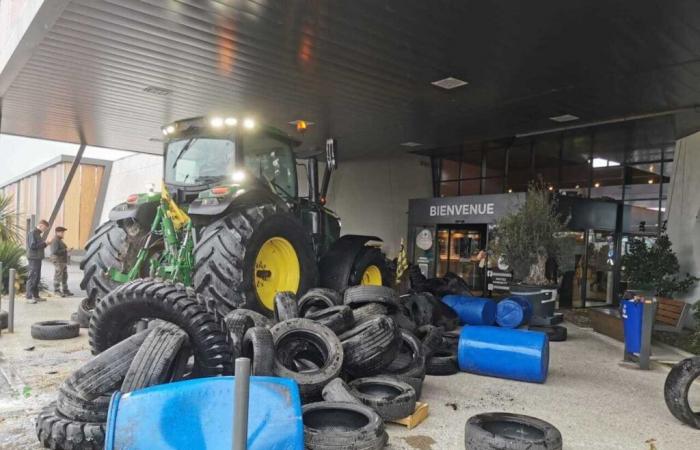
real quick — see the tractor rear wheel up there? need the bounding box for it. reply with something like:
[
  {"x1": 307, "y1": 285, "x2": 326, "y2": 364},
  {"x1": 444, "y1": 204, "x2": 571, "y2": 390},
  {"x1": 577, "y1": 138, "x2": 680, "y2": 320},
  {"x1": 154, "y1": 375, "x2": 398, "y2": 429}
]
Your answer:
[
  {"x1": 80, "y1": 221, "x2": 148, "y2": 302},
  {"x1": 193, "y1": 204, "x2": 318, "y2": 319}
]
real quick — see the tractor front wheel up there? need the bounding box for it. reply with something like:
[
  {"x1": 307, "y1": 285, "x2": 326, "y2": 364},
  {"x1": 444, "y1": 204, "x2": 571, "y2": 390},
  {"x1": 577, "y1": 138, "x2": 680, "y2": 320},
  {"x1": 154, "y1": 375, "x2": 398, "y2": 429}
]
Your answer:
[
  {"x1": 193, "y1": 205, "x2": 318, "y2": 318},
  {"x1": 349, "y1": 246, "x2": 393, "y2": 287}
]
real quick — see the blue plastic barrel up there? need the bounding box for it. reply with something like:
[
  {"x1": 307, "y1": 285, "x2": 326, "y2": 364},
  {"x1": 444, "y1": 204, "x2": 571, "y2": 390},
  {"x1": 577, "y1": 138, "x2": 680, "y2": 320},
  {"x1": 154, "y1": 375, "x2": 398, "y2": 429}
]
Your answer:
[
  {"x1": 458, "y1": 326, "x2": 549, "y2": 383},
  {"x1": 621, "y1": 299, "x2": 643, "y2": 354},
  {"x1": 442, "y1": 295, "x2": 497, "y2": 325},
  {"x1": 495, "y1": 296, "x2": 532, "y2": 328},
  {"x1": 104, "y1": 376, "x2": 303, "y2": 450}
]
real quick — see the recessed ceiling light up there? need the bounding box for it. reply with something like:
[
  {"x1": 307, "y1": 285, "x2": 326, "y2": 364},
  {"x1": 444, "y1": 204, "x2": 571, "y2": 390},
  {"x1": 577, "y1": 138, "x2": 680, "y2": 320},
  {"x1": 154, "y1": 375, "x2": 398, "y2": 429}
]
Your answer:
[
  {"x1": 143, "y1": 86, "x2": 172, "y2": 96},
  {"x1": 431, "y1": 77, "x2": 468, "y2": 90},
  {"x1": 549, "y1": 113, "x2": 579, "y2": 123},
  {"x1": 400, "y1": 142, "x2": 423, "y2": 147}
]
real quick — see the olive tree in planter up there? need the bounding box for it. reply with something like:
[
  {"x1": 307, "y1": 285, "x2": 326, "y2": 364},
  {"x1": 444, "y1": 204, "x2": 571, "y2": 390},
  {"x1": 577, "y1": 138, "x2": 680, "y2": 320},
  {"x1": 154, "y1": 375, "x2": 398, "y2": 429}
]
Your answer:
[{"x1": 493, "y1": 182, "x2": 567, "y2": 322}]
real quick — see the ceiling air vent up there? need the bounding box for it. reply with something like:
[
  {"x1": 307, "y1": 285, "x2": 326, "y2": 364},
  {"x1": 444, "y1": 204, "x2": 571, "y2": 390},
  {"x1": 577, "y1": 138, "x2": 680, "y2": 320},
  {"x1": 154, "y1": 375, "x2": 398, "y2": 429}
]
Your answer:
[
  {"x1": 400, "y1": 142, "x2": 422, "y2": 147},
  {"x1": 431, "y1": 77, "x2": 468, "y2": 90},
  {"x1": 549, "y1": 113, "x2": 579, "y2": 123},
  {"x1": 143, "y1": 86, "x2": 173, "y2": 96}
]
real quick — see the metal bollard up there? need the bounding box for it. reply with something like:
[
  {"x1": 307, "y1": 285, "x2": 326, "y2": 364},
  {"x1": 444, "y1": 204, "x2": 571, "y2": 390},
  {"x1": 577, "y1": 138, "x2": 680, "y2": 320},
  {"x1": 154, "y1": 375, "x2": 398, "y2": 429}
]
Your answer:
[
  {"x1": 8, "y1": 268, "x2": 15, "y2": 333},
  {"x1": 233, "y1": 357, "x2": 251, "y2": 450}
]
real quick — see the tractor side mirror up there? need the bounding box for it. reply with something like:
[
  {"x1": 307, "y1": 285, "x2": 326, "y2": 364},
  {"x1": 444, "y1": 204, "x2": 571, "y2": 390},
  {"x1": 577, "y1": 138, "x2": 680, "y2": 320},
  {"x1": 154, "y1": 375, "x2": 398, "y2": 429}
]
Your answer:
[{"x1": 325, "y1": 138, "x2": 338, "y2": 172}]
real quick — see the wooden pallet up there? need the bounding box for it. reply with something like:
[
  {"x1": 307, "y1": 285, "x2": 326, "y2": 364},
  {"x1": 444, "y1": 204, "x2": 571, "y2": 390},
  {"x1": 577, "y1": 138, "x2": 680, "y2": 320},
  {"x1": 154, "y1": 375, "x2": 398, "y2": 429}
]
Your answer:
[{"x1": 389, "y1": 402, "x2": 429, "y2": 429}]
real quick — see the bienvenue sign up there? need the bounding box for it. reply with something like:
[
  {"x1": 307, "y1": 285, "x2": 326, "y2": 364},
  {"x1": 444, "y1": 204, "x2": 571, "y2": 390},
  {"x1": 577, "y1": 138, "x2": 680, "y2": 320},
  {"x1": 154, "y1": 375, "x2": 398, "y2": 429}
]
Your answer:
[{"x1": 408, "y1": 193, "x2": 525, "y2": 225}]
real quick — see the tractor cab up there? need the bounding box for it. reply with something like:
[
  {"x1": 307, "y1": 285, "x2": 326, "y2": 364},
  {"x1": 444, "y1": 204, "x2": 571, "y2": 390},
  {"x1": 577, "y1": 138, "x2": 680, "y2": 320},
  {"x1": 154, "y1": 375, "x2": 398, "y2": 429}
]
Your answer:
[{"x1": 161, "y1": 116, "x2": 301, "y2": 207}]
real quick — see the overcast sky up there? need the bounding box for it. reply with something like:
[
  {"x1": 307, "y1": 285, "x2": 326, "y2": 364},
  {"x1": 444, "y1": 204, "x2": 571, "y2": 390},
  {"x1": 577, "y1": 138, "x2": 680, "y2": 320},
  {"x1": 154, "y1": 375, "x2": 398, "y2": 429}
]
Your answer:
[{"x1": 0, "y1": 134, "x2": 133, "y2": 185}]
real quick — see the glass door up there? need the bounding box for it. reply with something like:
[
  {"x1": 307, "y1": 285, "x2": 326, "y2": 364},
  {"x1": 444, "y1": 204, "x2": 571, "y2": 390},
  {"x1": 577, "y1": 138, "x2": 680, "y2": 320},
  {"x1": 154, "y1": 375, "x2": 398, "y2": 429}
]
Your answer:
[
  {"x1": 584, "y1": 230, "x2": 616, "y2": 306},
  {"x1": 436, "y1": 225, "x2": 486, "y2": 293}
]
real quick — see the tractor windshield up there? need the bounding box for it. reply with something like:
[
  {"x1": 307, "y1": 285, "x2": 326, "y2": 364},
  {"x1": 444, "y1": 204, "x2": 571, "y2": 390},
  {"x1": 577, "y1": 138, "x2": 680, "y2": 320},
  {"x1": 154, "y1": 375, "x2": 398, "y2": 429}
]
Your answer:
[
  {"x1": 243, "y1": 134, "x2": 297, "y2": 197},
  {"x1": 165, "y1": 138, "x2": 236, "y2": 186}
]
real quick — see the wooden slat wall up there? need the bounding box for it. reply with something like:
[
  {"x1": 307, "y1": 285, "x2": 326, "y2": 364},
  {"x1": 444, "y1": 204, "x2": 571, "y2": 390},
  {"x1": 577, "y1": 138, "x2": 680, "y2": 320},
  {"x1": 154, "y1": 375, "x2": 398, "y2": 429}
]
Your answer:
[{"x1": 2, "y1": 161, "x2": 105, "y2": 249}]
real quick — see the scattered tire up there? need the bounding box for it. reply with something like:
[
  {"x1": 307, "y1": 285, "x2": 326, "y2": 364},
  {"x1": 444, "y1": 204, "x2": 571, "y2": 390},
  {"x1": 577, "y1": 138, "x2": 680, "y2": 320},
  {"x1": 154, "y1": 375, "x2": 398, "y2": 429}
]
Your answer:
[
  {"x1": 440, "y1": 330, "x2": 460, "y2": 352},
  {"x1": 76, "y1": 297, "x2": 94, "y2": 328},
  {"x1": 299, "y1": 288, "x2": 341, "y2": 317},
  {"x1": 384, "y1": 329, "x2": 426, "y2": 379},
  {"x1": 403, "y1": 293, "x2": 434, "y2": 327},
  {"x1": 340, "y1": 316, "x2": 401, "y2": 377},
  {"x1": 88, "y1": 279, "x2": 231, "y2": 376},
  {"x1": 223, "y1": 307, "x2": 273, "y2": 329},
  {"x1": 430, "y1": 298, "x2": 460, "y2": 331},
  {"x1": 225, "y1": 312, "x2": 255, "y2": 359},
  {"x1": 382, "y1": 374, "x2": 424, "y2": 400},
  {"x1": 121, "y1": 323, "x2": 190, "y2": 393},
  {"x1": 426, "y1": 349, "x2": 459, "y2": 376},
  {"x1": 193, "y1": 205, "x2": 318, "y2": 317},
  {"x1": 416, "y1": 325, "x2": 443, "y2": 357},
  {"x1": 271, "y1": 318, "x2": 344, "y2": 401},
  {"x1": 465, "y1": 412, "x2": 563, "y2": 450},
  {"x1": 344, "y1": 285, "x2": 399, "y2": 312},
  {"x1": 348, "y1": 376, "x2": 417, "y2": 420},
  {"x1": 36, "y1": 402, "x2": 105, "y2": 450},
  {"x1": 530, "y1": 325, "x2": 568, "y2": 342},
  {"x1": 62, "y1": 331, "x2": 150, "y2": 404},
  {"x1": 1, "y1": 309, "x2": 8, "y2": 329},
  {"x1": 390, "y1": 311, "x2": 417, "y2": 333},
  {"x1": 56, "y1": 386, "x2": 111, "y2": 423},
  {"x1": 274, "y1": 291, "x2": 299, "y2": 322},
  {"x1": 31, "y1": 320, "x2": 80, "y2": 340},
  {"x1": 351, "y1": 303, "x2": 388, "y2": 325},
  {"x1": 322, "y1": 377, "x2": 362, "y2": 405},
  {"x1": 305, "y1": 305, "x2": 354, "y2": 334},
  {"x1": 664, "y1": 356, "x2": 700, "y2": 428},
  {"x1": 303, "y1": 401, "x2": 387, "y2": 450},
  {"x1": 241, "y1": 326, "x2": 275, "y2": 376}
]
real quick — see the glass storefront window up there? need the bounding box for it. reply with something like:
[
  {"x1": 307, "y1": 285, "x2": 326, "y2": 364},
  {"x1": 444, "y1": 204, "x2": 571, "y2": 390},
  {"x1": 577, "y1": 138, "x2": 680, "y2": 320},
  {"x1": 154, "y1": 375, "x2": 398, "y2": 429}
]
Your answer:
[
  {"x1": 461, "y1": 150, "x2": 482, "y2": 179},
  {"x1": 560, "y1": 132, "x2": 591, "y2": 189},
  {"x1": 440, "y1": 181, "x2": 459, "y2": 197},
  {"x1": 483, "y1": 177, "x2": 504, "y2": 194},
  {"x1": 506, "y1": 144, "x2": 532, "y2": 192},
  {"x1": 460, "y1": 179, "x2": 481, "y2": 195},
  {"x1": 534, "y1": 136, "x2": 560, "y2": 187},
  {"x1": 485, "y1": 147, "x2": 506, "y2": 177},
  {"x1": 441, "y1": 158, "x2": 460, "y2": 181}
]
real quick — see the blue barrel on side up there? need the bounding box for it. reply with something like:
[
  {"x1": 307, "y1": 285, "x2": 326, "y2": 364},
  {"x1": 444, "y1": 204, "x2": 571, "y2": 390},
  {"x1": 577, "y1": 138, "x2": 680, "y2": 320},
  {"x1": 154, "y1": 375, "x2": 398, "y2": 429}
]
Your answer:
[
  {"x1": 496, "y1": 296, "x2": 532, "y2": 328},
  {"x1": 442, "y1": 295, "x2": 497, "y2": 325},
  {"x1": 621, "y1": 299, "x2": 643, "y2": 354},
  {"x1": 104, "y1": 376, "x2": 303, "y2": 450},
  {"x1": 458, "y1": 326, "x2": 549, "y2": 383}
]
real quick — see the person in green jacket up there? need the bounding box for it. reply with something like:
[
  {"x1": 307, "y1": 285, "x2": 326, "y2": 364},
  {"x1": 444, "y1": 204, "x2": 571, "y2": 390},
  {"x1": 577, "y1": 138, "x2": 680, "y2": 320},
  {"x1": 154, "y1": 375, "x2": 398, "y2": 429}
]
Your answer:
[{"x1": 50, "y1": 226, "x2": 73, "y2": 297}]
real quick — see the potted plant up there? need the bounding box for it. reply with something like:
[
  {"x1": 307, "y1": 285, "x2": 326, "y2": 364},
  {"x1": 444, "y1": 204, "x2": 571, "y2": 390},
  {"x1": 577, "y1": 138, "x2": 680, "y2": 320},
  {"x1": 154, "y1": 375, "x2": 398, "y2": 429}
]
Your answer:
[
  {"x1": 621, "y1": 234, "x2": 698, "y2": 300},
  {"x1": 492, "y1": 182, "x2": 567, "y2": 323}
]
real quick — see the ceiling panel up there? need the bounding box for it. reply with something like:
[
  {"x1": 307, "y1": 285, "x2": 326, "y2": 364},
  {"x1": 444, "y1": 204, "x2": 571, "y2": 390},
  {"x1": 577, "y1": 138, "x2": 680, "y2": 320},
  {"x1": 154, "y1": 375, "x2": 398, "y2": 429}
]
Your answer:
[{"x1": 2, "y1": 0, "x2": 700, "y2": 158}]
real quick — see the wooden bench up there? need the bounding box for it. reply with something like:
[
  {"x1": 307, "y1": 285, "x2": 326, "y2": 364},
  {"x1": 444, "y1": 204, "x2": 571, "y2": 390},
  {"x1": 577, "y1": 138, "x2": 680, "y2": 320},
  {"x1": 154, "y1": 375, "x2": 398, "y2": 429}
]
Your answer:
[{"x1": 654, "y1": 297, "x2": 690, "y2": 333}]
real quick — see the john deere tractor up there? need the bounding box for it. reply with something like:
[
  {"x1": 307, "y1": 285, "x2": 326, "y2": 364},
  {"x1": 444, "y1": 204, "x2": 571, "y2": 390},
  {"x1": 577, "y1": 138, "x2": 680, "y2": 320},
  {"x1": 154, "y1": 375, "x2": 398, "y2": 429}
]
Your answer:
[{"x1": 80, "y1": 115, "x2": 391, "y2": 317}]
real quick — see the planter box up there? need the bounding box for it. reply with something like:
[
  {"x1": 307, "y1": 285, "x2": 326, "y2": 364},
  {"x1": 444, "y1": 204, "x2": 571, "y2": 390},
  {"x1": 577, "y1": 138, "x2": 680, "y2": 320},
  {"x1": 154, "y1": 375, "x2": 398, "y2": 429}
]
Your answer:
[{"x1": 589, "y1": 307, "x2": 623, "y2": 342}]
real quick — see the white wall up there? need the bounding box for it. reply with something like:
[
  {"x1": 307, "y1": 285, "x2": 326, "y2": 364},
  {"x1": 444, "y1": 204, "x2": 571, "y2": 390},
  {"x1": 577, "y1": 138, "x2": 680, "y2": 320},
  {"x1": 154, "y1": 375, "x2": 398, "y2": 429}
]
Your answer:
[
  {"x1": 326, "y1": 154, "x2": 433, "y2": 258},
  {"x1": 100, "y1": 153, "x2": 163, "y2": 223},
  {"x1": 666, "y1": 131, "x2": 700, "y2": 315}
]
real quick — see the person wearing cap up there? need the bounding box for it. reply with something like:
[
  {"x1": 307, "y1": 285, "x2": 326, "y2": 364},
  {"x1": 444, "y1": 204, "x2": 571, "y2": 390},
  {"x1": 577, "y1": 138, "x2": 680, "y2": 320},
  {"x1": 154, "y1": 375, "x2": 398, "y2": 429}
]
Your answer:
[
  {"x1": 50, "y1": 226, "x2": 73, "y2": 297},
  {"x1": 26, "y1": 219, "x2": 52, "y2": 303}
]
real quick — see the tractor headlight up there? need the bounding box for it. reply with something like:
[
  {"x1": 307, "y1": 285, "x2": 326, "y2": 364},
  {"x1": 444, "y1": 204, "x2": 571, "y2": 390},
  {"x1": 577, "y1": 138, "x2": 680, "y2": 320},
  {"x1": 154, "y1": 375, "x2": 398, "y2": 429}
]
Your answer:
[
  {"x1": 243, "y1": 118, "x2": 255, "y2": 129},
  {"x1": 232, "y1": 170, "x2": 246, "y2": 183},
  {"x1": 210, "y1": 117, "x2": 224, "y2": 128},
  {"x1": 225, "y1": 117, "x2": 238, "y2": 126}
]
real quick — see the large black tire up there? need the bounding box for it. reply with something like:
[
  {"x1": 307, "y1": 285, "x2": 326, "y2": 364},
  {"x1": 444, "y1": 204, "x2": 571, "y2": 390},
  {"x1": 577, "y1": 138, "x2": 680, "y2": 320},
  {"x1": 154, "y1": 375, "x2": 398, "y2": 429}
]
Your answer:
[
  {"x1": 351, "y1": 303, "x2": 389, "y2": 325},
  {"x1": 31, "y1": 320, "x2": 80, "y2": 340},
  {"x1": 193, "y1": 204, "x2": 318, "y2": 318},
  {"x1": 664, "y1": 356, "x2": 700, "y2": 428},
  {"x1": 344, "y1": 285, "x2": 399, "y2": 312},
  {"x1": 88, "y1": 279, "x2": 231, "y2": 376},
  {"x1": 121, "y1": 323, "x2": 190, "y2": 393},
  {"x1": 348, "y1": 376, "x2": 417, "y2": 420},
  {"x1": 303, "y1": 401, "x2": 387, "y2": 450},
  {"x1": 348, "y1": 246, "x2": 393, "y2": 288},
  {"x1": 36, "y1": 403, "x2": 105, "y2": 450},
  {"x1": 465, "y1": 412, "x2": 563, "y2": 450},
  {"x1": 340, "y1": 316, "x2": 401, "y2": 377},
  {"x1": 76, "y1": 297, "x2": 95, "y2": 328},
  {"x1": 299, "y1": 288, "x2": 342, "y2": 317},
  {"x1": 80, "y1": 221, "x2": 145, "y2": 302},
  {"x1": 305, "y1": 305, "x2": 354, "y2": 335},
  {"x1": 56, "y1": 387, "x2": 111, "y2": 423},
  {"x1": 270, "y1": 318, "x2": 344, "y2": 401},
  {"x1": 384, "y1": 329, "x2": 426, "y2": 379}
]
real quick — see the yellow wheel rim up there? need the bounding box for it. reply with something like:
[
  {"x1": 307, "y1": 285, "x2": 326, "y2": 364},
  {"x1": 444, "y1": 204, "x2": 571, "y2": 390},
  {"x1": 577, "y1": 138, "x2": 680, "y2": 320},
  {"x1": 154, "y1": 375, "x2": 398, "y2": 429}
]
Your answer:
[
  {"x1": 254, "y1": 237, "x2": 300, "y2": 311},
  {"x1": 361, "y1": 265, "x2": 383, "y2": 286}
]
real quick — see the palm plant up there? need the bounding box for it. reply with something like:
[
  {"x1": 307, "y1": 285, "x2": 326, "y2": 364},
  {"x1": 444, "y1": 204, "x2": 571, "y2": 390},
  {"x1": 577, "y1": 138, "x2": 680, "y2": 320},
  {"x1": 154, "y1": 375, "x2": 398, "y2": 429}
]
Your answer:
[{"x1": 0, "y1": 192, "x2": 22, "y2": 243}]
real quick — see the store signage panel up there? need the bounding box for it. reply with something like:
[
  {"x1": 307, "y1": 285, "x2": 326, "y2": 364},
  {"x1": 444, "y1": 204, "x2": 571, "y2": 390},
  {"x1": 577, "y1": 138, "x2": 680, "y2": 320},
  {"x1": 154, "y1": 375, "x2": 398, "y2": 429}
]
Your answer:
[{"x1": 408, "y1": 193, "x2": 525, "y2": 225}]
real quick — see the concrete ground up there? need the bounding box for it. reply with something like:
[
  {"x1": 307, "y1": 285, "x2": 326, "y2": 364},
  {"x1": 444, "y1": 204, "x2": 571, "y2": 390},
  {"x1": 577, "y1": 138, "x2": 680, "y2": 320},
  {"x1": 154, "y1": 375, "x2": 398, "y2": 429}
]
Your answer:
[{"x1": 1, "y1": 262, "x2": 698, "y2": 449}]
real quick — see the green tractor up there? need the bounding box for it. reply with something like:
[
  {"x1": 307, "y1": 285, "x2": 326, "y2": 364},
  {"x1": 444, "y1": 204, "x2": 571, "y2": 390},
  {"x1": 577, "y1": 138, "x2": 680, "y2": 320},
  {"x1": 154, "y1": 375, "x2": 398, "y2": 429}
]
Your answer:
[{"x1": 80, "y1": 115, "x2": 392, "y2": 317}]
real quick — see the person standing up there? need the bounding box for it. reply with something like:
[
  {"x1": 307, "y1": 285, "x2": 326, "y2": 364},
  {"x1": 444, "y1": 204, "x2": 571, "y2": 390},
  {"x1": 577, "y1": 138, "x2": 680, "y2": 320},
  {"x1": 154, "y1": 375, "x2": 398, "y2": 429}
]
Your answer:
[
  {"x1": 26, "y1": 219, "x2": 52, "y2": 303},
  {"x1": 51, "y1": 226, "x2": 73, "y2": 297}
]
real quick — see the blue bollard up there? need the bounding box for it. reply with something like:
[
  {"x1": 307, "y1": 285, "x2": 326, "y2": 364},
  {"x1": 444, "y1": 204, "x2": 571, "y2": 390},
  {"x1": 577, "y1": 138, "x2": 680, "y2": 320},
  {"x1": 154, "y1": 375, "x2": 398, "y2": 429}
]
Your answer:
[
  {"x1": 442, "y1": 295, "x2": 497, "y2": 326},
  {"x1": 495, "y1": 296, "x2": 532, "y2": 328},
  {"x1": 458, "y1": 326, "x2": 549, "y2": 383}
]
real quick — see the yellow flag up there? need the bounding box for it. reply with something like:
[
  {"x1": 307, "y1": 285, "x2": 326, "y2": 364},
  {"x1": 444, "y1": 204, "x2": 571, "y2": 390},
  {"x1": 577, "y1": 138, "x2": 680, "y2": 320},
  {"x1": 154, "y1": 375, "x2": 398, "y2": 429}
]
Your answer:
[
  {"x1": 396, "y1": 238, "x2": 408, "y2": 282},
  {"x1": 161, "y1": 181, "x2": 190, "y2": 230}
]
